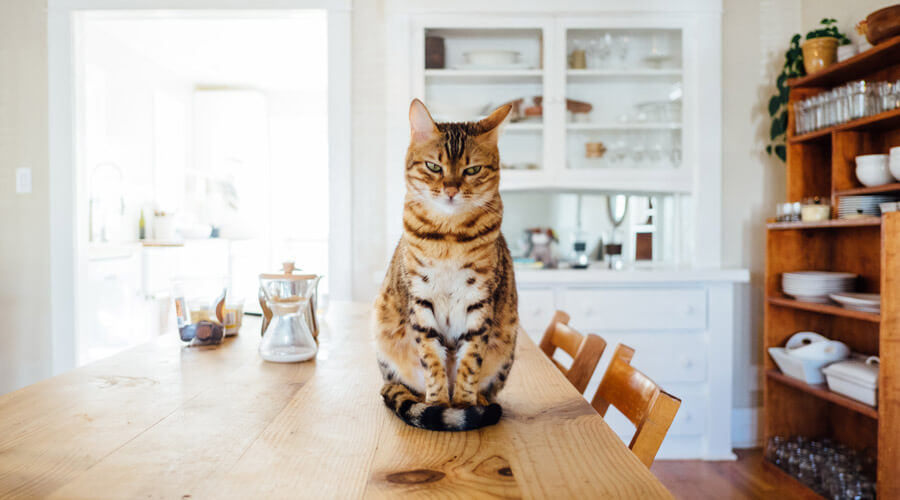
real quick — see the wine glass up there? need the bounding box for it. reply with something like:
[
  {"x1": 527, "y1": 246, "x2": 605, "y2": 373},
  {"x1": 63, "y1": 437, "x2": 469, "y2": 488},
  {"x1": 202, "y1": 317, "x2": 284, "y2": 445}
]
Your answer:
[{"x1": 613, "y1": 34, "x2": 630, "y2": 69}]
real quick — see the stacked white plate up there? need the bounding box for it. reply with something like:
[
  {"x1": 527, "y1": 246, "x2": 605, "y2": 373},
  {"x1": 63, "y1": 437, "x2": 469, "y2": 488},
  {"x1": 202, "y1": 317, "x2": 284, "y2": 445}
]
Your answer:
[
  {"x1": 838, "y1": 195, "x2": 900, "y2": 219},
  {"x1": 782, "y1": 271, "x2": 857, "y2": 303},
  {"x1": 829, "y1": 292, "x2": 880, "y2": 313}
]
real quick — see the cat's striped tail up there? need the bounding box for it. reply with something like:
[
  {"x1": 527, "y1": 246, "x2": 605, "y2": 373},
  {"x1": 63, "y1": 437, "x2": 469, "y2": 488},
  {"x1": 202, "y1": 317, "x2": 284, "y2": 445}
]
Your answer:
[{"x1": 380, "y1": 383, "x2": 502, "y2": 431}]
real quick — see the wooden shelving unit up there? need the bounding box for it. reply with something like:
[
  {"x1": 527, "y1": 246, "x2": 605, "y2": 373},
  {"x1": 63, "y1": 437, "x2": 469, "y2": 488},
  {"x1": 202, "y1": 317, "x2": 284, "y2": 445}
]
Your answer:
[
  {"x1": 767, "y1": 296, "x2": 881, "y2": 323},
  {"x1": 765, "y1": 37, "x2": 900, "y2": 499}
]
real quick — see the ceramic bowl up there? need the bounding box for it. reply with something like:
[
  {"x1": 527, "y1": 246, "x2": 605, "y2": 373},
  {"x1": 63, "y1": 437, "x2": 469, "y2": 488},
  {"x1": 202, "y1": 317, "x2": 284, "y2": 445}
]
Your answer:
[
  {"x1": 856, "y1": 154, "x2": 893, "y2": 186},
  {"x1": 889, "y1": 146, "x2": 900, "y2": 181}
]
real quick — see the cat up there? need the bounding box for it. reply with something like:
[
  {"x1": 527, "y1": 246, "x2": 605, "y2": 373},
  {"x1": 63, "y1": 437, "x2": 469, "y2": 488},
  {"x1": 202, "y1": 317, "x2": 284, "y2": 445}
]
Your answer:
[{"x1": 374, "y1": 99, "x2": 520, "y2": 431}]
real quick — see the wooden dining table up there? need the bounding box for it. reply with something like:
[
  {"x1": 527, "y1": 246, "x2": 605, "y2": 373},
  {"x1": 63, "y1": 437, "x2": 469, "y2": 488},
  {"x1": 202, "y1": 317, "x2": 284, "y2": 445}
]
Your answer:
[{"x1": 0, "y1": 302, "x2": 672, "y2": 499}]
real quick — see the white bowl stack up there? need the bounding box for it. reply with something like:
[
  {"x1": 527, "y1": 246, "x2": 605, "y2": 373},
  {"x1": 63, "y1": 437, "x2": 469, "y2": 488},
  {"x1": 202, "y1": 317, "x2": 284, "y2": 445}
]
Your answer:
[
  {"x1": 782, "y1": 271, "x2": 857, "y2": 303},
  {"x1": 890, "y1": 146, "x2": 900, "y2": 181},
  {"x1": 838, "y1": 195, "x2": 900, "y2": 219}
]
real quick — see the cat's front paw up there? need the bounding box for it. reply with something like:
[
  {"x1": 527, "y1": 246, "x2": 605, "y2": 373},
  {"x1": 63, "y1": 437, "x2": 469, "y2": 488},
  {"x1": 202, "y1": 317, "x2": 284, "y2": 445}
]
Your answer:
[
  {"x1": 451, "y1": 390, "x2": 477, "y2": 408},
  {"x1": 425, "y1": 388, "x2": 451, "y2": 407}
]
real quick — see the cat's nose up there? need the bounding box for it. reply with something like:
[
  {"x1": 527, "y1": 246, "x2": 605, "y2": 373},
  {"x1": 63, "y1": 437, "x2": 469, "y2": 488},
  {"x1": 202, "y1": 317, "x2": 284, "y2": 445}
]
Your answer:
[{"x1": 445, "y1": 186, "x2": 459, "y2": 199}]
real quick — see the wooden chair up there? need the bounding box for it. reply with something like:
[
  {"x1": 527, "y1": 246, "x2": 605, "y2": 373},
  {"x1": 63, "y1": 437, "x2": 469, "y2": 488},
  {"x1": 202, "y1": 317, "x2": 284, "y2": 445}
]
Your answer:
[
  {"x1": 590, "y1": 344, "x2": 681, "y2": 468},
  {"x1": 538, "y1": 310, "x2": 607, "y2": 393}
]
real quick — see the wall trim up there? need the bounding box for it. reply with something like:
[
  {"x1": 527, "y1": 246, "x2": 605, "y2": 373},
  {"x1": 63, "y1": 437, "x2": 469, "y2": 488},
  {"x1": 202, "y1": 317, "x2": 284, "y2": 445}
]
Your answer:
[{"x1": 732, "y1": 406, "x2": 762, "y2": 449}]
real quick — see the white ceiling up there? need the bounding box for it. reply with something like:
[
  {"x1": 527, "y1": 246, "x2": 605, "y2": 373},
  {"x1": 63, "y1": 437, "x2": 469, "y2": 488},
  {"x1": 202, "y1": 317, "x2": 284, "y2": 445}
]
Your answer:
[{"x1": 85, "y1": 12, "x2": 328, "y2": 92}]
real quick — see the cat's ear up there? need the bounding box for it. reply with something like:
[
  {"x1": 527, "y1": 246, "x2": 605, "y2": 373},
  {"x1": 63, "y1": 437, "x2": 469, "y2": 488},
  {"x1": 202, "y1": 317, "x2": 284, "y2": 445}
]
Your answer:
[
  {"x1": 409, "y1": 98, "x2": 439, "y2": 143},
  {"x1": 475, "y1": 104, "x2": 512, "y2": 143}
]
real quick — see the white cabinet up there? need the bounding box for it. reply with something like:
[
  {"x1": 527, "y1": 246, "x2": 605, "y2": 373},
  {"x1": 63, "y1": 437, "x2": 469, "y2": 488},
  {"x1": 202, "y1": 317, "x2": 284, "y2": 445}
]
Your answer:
[
  {"x1": 82, "y1": 245, "x2": 150, "y2": 365},
  {"x1": 561, "y1": 287, "x2": 706, "y2": 331},
  {"x1": 386, "y1": 5, "x2": 722, "y2": 267},
  {"x1": 516, "y1": 272, "x2": 742, "y2": 460}
]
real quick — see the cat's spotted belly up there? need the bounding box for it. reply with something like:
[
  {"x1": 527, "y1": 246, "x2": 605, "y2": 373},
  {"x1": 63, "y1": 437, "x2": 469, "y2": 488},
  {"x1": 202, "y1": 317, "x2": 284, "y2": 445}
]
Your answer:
[{"x1": 409, "y1": 258, "x2": 485, "y2": 341}]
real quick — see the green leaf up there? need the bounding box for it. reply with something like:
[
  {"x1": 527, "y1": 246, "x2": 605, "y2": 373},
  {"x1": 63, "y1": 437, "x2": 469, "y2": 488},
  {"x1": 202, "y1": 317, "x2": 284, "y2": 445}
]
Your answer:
[
  {"x1": 776, "y1": 73, "x2": 787, "y2": 90},
  {"x1": 769, "y1": 95, "x2": 781, "y2": 116},
  {"x1": 775, "y1": 145, "x2": 786, "y2": 161},
  {"x1": 770, "y1": 111, "x2": 787, "y2": 140},
  {"x1": 779, "y1": 84, "x2": 790, "y2": 102},
  {"x1": 766, "y1": 145, "x2": 773, "y2": 155}
]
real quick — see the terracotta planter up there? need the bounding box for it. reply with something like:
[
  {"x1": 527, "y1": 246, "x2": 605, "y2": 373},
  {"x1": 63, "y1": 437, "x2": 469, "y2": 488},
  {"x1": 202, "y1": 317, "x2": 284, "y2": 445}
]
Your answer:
[{"x1": 802, "y1": 37, "x2": 839, "y2": 74}]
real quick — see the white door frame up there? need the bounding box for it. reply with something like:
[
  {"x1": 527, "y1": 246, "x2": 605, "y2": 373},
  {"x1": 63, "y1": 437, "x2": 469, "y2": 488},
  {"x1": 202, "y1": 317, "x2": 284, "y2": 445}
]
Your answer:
[{"x1": 48, "y1": 0, "x2": 352, "y2": 374}]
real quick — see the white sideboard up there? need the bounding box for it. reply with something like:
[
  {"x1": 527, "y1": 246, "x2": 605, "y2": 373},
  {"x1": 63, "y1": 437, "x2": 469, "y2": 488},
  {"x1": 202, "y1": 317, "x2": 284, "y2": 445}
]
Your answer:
[{"x1": 516, "y1": 267, "x2": 748, "y2": 460}]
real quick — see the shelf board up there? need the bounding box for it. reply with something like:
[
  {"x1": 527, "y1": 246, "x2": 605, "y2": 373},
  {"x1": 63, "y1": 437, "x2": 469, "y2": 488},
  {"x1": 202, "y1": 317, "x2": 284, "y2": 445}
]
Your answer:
[
  {"x1": 788, "y1": 107, "x2": 900, "y2": 144},
  {"x1": 566, "y1": 122, "x2": 681, "y2": 131},
  {"x1": 761, "y1": 459, "x2": 832, "y2": 499},
  {"x1": 767, "y1": 295, "x2": 881, "y2": 322},
  {"x1": 505, "y1": 122, "x2": 543, "y2": 131},
  {"x1": 566, "y1": 69, "x2": 681, "y2": 82},
  {"x1": 424, "y1": 68, "x2": 543, "y2": 83},
  {"x1": 766, "y1": 217, "x2": 882, "y2": 230},
  {"x1": 834, "y1": 183, "x2": 900, "y2": 196},
  {"x1": 789, "y1": 35, "x2": 900, "y2": 89},
  {"x1": 766, "y1": 370, "x2": 879, "y2": 420}
]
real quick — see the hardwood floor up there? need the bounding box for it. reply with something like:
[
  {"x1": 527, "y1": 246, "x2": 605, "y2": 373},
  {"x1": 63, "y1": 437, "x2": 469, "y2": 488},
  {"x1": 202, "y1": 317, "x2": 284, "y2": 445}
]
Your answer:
[{"x1": 651, "y1": 449, "x2": 822, "y2": 500}]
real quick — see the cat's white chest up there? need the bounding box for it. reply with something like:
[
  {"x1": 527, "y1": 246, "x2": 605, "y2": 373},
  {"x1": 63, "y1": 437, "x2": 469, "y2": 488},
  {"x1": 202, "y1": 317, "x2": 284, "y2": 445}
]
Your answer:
[{"x1": 411, "y1": 260, "x2": 479, "y2": 340}]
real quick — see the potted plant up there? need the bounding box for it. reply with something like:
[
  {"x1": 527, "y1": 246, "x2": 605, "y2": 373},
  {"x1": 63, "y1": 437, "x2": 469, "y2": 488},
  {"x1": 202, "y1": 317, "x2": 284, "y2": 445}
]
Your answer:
[
  {"x1": 802, "y1": 18, "x2": 851, "y2": 74},
  {"x1": 766, "y1": 20, "x2": 851, "y2": 161},
  {"x1": 766, "y1": 34, "x2": 804, "y2": 162}
]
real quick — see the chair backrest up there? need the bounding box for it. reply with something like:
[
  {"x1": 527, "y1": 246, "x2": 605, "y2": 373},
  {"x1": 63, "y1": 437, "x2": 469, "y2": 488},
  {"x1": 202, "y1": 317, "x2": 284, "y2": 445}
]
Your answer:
[
  {"x1": 538, "y1": 310, "x2": 606, "y2": 393},
  {"x1": 590, "y1": 344, "x2": 681, "y2": 467}
]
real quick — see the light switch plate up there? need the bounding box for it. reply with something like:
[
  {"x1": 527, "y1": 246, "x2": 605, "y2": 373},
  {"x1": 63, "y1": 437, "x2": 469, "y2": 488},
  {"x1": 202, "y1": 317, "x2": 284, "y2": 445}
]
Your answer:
[{"x1": 15, "y1": 167, "x2": 32, "y2": 194}]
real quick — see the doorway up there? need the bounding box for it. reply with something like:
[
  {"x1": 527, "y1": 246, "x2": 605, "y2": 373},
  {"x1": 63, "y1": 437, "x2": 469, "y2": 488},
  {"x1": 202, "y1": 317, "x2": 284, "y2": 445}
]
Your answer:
[{"x1": 49, "y1": 4, "x2": 351, "y2": 369}]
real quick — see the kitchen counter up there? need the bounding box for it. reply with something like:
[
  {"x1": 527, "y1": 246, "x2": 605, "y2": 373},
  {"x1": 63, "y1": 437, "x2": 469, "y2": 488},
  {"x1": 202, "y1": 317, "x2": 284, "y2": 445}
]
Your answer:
[
  {"x1": 514, "y1": 266, "x2": 750, "y2": 284},
  {"x1": 0, "y1": 303, "x2": 671, "y2": 499}
]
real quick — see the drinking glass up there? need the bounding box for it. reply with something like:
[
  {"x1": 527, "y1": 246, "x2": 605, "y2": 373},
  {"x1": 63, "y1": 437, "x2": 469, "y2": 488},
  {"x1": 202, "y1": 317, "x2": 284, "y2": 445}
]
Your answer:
[{"x1": 613, "y1": 34, "x2": 629, "y2": 68}]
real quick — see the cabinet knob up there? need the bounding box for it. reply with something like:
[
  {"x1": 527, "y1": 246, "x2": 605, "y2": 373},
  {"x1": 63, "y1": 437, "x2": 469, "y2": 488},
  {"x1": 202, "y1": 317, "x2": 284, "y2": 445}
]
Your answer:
[
  {"x1": 684, "y1": 305, "x2": 695, "y2": 315},
  {"x1": 585, "y1": 307, "x2": 594, "y2": 316},
  {"x1": 682, "y1": 358, "x2": 694, "y2": 369}
]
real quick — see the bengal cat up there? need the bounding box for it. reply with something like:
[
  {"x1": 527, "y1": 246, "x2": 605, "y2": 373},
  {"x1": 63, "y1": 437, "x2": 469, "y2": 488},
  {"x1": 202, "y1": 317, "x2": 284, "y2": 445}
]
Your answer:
[{"x1": 374, "y1": 99, "x2": 520, "y2": 431}]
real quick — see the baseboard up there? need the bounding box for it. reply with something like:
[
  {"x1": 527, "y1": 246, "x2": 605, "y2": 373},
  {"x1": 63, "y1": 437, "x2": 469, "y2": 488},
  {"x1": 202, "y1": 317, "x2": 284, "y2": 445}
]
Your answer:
[{"x1": 732, "y1": 407, "x2": 762, "y2": 449}]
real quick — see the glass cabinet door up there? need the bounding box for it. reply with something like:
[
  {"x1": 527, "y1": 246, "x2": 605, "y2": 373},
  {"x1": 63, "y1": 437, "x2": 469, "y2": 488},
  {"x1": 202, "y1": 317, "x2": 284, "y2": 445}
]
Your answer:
[
  {"x1": 563, "y1": 27, "x2": 683, "y2": 173},
  {"x1": 418, "y1": 26, "x2": 547, "y2": 175}
]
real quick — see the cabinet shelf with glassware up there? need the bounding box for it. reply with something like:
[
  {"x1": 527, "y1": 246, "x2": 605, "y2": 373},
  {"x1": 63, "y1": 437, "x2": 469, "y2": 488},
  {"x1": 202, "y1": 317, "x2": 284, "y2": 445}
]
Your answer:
[
  {"x1": 764, "y1": 38, "x2": 900, "y2": 497},
  {"x1": 386, "y1": 11, "x2": 722, "y2": 268}
]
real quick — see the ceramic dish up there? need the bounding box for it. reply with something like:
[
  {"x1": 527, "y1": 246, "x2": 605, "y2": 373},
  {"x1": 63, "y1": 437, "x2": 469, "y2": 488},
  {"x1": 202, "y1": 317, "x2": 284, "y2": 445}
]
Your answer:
[
  {"x1": 855, "y1": 154, "x2": 893, "y2": 187},
  {"x1": 463, "y1": 50, "x2": 520, "y2": 67},
  {"x1": 829, "y1": 292, "x2": 881, "y2": 312}
]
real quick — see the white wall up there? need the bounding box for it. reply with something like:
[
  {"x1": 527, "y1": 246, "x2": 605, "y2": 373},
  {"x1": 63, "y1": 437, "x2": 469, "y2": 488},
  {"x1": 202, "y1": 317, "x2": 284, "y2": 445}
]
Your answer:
[{"x1": 0, "y1": 0, "x2": 52, "y2": 395}]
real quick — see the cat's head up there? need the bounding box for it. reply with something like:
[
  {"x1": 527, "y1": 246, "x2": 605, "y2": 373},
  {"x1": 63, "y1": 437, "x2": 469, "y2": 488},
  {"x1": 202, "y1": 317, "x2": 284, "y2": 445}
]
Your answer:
[{"x1": 405, "y1": 99, "x2": 511, "y2": 216}]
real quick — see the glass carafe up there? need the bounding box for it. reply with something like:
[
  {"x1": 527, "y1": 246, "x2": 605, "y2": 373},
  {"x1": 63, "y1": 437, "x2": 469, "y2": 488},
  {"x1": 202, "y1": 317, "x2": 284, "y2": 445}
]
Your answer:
[{"x1": 258, "y1": 271, "x2": 321, "y2": 363}]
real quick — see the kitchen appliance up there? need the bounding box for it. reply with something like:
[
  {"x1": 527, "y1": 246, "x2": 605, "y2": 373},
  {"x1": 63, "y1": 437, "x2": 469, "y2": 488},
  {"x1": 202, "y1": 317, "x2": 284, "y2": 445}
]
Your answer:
[
  {"x1": 571, "y1": 241, "x2": 589, "y2": 269},
  {"x1": 258, "y1": 263, "x2": 322, "y2": 363},
  {"x1": 822, "y1": 356, "x2": 880, "y2": 406}
]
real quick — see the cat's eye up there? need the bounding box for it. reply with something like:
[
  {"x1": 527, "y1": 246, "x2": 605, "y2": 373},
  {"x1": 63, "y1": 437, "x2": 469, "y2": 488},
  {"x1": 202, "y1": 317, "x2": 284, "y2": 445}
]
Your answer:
[
  {"x1": 463, "y1": 166, "x2": 482, "y2": 176},
  {"x1": 424, "y1": 161, "x2": 442, "y2": 173}
]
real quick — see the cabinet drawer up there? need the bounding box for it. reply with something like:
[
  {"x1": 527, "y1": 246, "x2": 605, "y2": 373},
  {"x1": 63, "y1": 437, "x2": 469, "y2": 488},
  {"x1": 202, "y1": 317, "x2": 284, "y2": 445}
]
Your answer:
[
  {"x1": 517, "y1": 287, "x2": 555, "y2": 340},
  {"x1": 597, "y1": 334, "x2": 708, "y2": 384},
  {"x1": 562, "y1": 287, "x2": 707, "y2": 331}
]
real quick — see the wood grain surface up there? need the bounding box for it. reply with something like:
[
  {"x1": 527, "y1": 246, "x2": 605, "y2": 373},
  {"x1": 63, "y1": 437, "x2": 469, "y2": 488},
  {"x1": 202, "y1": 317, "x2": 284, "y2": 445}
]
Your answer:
[{"x1": 0, "y1": 303, "x2": 671, "y2": 499}]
